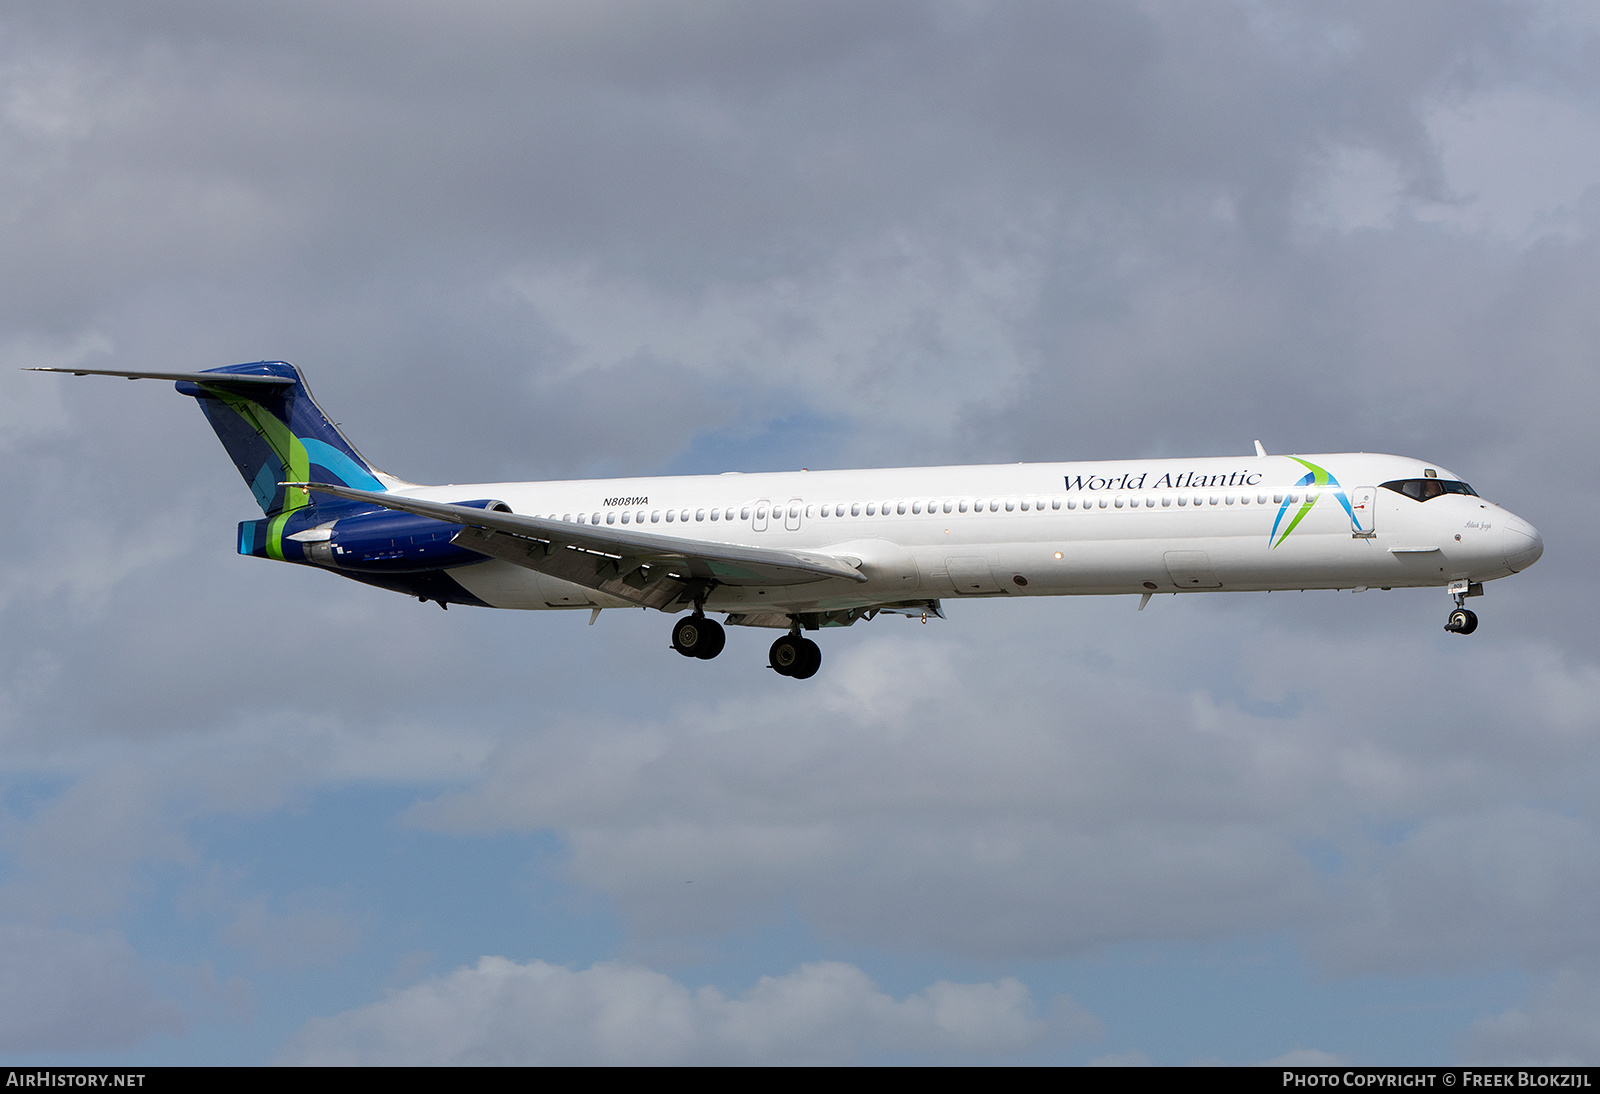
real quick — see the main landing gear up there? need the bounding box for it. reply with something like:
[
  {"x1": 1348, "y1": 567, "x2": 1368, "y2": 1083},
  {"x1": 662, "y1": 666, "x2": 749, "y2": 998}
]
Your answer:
[
  {"x1": 671, "y1": 613, "x2": 726, "y2": 659},
  {"x1": 769, "y1": 633, "x2": 822, "y2": 679},
  {"x1": 1444, "y1": 582, "x2": 1479, "y2": 635},
  {"x1": 669, "y1": 613, "x2": 823, "y2": 678}
]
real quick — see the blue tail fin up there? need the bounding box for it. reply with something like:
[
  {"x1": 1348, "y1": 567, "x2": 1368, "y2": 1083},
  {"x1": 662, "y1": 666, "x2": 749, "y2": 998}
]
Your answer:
[{"x1": 176, "y1": 362, "x2": 386, "y2": 516}]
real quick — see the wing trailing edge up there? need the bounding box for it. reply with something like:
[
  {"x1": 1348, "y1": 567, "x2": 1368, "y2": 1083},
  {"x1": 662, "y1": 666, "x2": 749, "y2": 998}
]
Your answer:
[{"x1": 287, "y1": 481, "x2": 868, "y2": 611}]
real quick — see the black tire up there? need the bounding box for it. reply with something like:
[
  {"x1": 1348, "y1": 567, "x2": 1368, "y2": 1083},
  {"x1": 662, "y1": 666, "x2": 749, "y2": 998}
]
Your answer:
[
  {"x1": 1457, "y1": 608, "x2": 1478, "y2": 635},
  {"x1": 790, "y1": 638, "x2": 822, "y2": 679},
  {"x1": 1446, "y1": 608, "x2": 1478, "y2": 635},
  {"x1": 672, "y1": 615, "x2": 717, "y2": 658},
  {"x1": 693, "y1": 617, "x2": 726, "y2": 659},
  {"x1": 769, "y1": 635, "x2": 802, "y2": 676}
]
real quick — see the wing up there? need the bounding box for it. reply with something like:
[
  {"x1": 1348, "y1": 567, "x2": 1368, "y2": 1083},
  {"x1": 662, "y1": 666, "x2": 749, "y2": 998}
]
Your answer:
[{"x1": 290, "y1": 481, "x2": 867, "y2": 611}]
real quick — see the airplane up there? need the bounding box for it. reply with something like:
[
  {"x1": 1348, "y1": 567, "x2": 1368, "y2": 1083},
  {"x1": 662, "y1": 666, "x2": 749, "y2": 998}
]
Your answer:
[{"x1": 33, "y1": 361, "x2": 1543, "y2": 679}]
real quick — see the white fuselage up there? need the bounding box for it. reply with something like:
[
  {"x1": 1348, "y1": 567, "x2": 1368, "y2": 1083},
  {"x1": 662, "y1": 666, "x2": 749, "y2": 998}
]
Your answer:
[{"x1": 400, "y1": 452, "x2": 1542, "y2": 613}]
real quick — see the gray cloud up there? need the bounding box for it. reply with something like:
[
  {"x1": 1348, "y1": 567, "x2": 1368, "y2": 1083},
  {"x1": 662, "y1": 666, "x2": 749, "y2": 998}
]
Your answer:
[
  {"x1": 0, "y1": 924, "x2": 182, "y2": 1051},
  {"x1": 0, "y1": 0, "x2": 1595, "y2": 1062}
]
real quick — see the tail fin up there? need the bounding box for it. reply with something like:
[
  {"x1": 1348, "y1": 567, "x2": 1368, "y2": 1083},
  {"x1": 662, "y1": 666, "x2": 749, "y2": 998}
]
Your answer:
[{"x1": 175, "y1": 361, "x2": 387, "y2": 516}]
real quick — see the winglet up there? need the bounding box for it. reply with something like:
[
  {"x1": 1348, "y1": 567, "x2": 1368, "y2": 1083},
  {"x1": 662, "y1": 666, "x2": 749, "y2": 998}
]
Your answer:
[{"x1": 1254, "y1": 440, "x2": 1268, "y2": 457}]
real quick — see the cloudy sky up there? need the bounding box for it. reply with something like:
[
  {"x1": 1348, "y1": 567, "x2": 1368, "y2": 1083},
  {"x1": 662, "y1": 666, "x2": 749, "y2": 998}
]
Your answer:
[{"x1": 2, "y1": 0, "x2": 1597, "y2": 1066}]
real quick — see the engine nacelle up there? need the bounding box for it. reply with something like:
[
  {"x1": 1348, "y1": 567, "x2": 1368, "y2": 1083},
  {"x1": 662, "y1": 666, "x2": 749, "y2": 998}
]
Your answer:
[{"x1": 240, "y1": 500, "x2": 508, "y2": 572}]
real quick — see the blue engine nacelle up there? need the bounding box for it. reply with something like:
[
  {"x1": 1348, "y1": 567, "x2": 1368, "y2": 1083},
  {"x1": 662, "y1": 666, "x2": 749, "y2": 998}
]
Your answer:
[{"x1": 241, "y1": 500, "x2": 507, "y2": 572}]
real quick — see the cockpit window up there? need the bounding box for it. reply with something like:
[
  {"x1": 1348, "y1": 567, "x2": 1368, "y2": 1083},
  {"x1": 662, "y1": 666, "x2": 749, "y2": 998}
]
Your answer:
[{"x1": 1380, "y1": 478, "x2": 1478, "y2": 502}]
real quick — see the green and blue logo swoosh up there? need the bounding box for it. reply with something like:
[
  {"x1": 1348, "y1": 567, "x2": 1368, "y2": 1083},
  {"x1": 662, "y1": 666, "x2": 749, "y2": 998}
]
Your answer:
[{"x1": 1269, "y1": 458, "x2": 1356, "y2": 548}]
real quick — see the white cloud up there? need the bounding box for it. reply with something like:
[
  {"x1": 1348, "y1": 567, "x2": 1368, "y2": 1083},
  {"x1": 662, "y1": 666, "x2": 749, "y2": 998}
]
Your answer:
[{"x1": 281, "y1": 957, "x2": 1077, "y2": 1065}]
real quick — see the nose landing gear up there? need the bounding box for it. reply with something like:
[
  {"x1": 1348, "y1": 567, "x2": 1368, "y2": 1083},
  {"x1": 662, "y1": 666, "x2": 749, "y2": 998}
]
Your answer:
[
  {"x1": 1444, "y1": 581, "x2": 1480, "y2": 635},
  {"x1": 671, "y1": 614, "x2": 726, "y2": 659}
]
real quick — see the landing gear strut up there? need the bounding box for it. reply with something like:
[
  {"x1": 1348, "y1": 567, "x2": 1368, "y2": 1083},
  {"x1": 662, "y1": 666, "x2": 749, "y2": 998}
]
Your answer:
[
  {"x1": 1444, "y1": 583, "x2": 1479, "y2": 635},
  {"x1": 769, "y1": 633, "x2": 822, "y2": 679},
  {"x1": 671, "y1": 614, "x2": 726, "y2": 659}
]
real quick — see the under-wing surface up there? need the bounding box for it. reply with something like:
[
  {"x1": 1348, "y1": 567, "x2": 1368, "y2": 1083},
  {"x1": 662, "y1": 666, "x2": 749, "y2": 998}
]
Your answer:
[{"x1": 34, "y1": 362, "x2": 1543, "y2": 678}]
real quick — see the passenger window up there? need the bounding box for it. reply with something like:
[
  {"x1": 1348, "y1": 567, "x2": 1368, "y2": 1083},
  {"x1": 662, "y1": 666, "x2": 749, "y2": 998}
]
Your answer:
[
  {"x1": 912, "y1": 501, "x2": 922, "y2": 514},
  {"x1": 851, "y1": 503, "x2": 861, "y2": 516},
  {"x1": 696, "y1": 509, "x2": 705, "y2": 521},
  {"x1": 1052, "y1": 498, "x2": 1062, "y2": 510},
  {"x1": 710, "y1": 509, "x2": 719, "y2": 521},
  {"x1": 620, "y1": 512, "x2": 630, "y2": 523},
  {"x1": 665, "y1": 511, "x2": 675, "y2": 522},
  {"x1": 756, "y1": 506, "x2": 768, "y2": 520},
  {"x1": 741, "y1": 507, "x2": 750, "y2": 520},
  {"x1": 1177, "y1": 497, "x2": 1186, "y2": 506},
  {"x1": 1161, "y1": 497, "x2": 1171, "y2": 507}
]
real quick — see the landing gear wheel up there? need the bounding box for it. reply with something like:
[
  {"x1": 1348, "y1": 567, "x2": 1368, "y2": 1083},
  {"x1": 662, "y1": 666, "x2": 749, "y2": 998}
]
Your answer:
[
  {"x1": 1445, "y1": 608, "x2": 1478, "y2": 635},
  {"x1": 791, "y1": 638, "x2": 822, "y2": 679},
  {"x1": 769, "y1": 635, "x2": 821, "y2": 678},
  {"x1": 672, "y1": 615, "x2": 726, "y2": 659},
  {"x1": 769, "y1": 635, "x2": 800, "y2": 676}
]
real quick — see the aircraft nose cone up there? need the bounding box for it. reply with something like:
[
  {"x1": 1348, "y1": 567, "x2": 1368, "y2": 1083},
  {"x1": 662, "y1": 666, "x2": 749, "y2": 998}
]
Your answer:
[{"x1": 1503, "y1": 519, "x2": 1543, "y2": 572}]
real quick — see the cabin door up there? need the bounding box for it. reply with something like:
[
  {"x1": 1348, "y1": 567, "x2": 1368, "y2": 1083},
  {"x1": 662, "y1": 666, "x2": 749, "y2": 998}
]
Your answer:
[{"x1": 1348, "y1": 487, "x2": 1377, "y2": 536}]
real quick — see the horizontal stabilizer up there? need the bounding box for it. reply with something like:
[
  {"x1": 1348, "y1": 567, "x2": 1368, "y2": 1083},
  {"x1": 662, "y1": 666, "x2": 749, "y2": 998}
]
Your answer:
[{"x1": 28, "y1": 367, "x2": 293, "y2": 389}]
